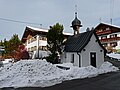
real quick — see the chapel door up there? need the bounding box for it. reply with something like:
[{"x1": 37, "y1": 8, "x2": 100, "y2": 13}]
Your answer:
[{"x1": 90, "y1": 52, "x2": 96, "y2": 67}]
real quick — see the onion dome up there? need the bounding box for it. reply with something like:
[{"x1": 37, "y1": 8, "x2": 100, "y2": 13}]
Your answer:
[{"x1": 71, "y1": 12, "x2": 82, "y2": 27}]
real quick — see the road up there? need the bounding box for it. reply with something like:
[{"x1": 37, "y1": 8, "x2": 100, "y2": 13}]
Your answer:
[{"x1": 1, "y1": 57, "x2": 120, "y2": 90}]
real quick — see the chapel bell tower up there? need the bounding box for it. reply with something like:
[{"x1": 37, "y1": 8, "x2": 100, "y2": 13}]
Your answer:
[{"x1": 71, "y1": 12, "x2": 82, "y2": 35}]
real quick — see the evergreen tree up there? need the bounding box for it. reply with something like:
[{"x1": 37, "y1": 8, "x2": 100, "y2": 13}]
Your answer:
[
  {"x1": 3, "y1": 34, "x2": 22, "y2": 58},
  {"x1": 46, "y1": 23, "x2": 64, "y2": 63},
  {"x1": 8, "y1": 34, "x2": 22, "y2": 58},
  {"x1": 0, "y1": 40, "x2": 3, "y2": 46},
  {"x1": 9, "y1": 34, "x2": 21, "y2": 51},
  {"x1": 2, "y1": 39, "x2": 9, "y2": 58}
]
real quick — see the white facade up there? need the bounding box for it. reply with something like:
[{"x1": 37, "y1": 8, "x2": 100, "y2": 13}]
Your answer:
[
  {"x1": 25, "y1": 35, "x2": 48, "y2": 59},
  {"x1": 61, "y1": 34, "x2": 104, "y2": 68},
  {"x1": 26, "y1": 35, "x2": 47, "y2": 51},
  {"x1": 116, "y1": 41, "x2": 120, "y2": 49}
]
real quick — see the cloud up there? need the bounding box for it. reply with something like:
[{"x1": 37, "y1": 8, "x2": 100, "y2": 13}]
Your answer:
[{"x1": 0, "y1": 0, "x2": 120, "y2": 40}]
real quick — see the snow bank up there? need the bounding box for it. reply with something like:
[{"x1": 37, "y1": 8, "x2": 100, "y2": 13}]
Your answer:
[
  {"x1": 0, "y1": 60, "x2": 64, "y2": 88},
  {"x1": 99, "y1": 61, "x2": 119, "y2": 74},
  {"x1": 107, "y1": 53, "x2": 120, "y2": 60},
  {"x1": 2, "y1": 59, "x2": 13, "y2": 64},
  {"x1": 0, "y1": 60, "x2": 119, "y2": 88},
  {"x1": 63, "y1": 66, "x2": 98, "y2": 80}
]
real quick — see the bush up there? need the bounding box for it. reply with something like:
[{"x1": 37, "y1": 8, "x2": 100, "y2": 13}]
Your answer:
[
  {"x1": 117, "y1": 49, "x2": 120, "y2": 54},
  {"x1": 45, "y1": 54, "x2": 58, "y2": 64}
]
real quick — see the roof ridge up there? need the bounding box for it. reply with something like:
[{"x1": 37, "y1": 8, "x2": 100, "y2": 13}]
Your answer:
[{"x1": 95, "y1": 22, "x2": 120, "y2": 29}]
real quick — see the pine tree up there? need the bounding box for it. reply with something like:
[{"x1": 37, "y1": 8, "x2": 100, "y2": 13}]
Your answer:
[
  {"x1": 3, "y1": 34, "x2": 22, "y2": 58},
  {"x1": 46, "y1": 23, "x2": 64, "y2": 63},
  {"x1": 9, "y1": 34, "x2": 22, "y2": 58}
]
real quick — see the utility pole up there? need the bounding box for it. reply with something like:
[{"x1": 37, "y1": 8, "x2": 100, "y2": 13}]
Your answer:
[
  {"x1": 110, "y1": 0, "x2": 114, "y2": 25},
  {"x1": 37, "y1": 35, "x2": 39, "y2": 59}
]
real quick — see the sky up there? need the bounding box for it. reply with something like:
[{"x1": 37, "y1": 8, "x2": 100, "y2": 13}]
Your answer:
[{"x1": 0, "y1": 0, "x2": 120, "y2": 41}]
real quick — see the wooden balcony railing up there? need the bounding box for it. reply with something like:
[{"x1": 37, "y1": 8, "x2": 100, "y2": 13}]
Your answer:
[
  {"x1": 96, "y1": 30, "x2": 112, "y2": 35},
  {"x1": 100, "y1": 37, "x2": 120, "y2": 42}
]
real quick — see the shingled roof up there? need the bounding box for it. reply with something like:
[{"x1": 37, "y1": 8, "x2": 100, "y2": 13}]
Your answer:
[{"x1": 65, "y1": 30, "x2": 106, "y2": 52}]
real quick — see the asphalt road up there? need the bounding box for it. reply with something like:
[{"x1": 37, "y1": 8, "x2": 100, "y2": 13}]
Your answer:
[
  {"x1": 104, "y1": 56, "x2": 120, "y2": 69},
  {"x1": 1, "y1": 57, "x2": 120, "y2": 90}
]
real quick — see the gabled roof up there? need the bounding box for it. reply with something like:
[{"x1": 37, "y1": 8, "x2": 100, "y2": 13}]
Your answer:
[
  {"x1": 65, "y1": 30, "x2": 106, "y2": 52},
  {"x1": 95, "y1": 22, "x2": 120, "y2": 30},
  {"x1": 21, "y1": 26, "x2": 73, "y2": 43},
  {"x1": 21, "y1": 26, "x2": 48, "y2": 43},
  {"x1": 26, "y1": 26, "x2": 48, "y2": 32}
]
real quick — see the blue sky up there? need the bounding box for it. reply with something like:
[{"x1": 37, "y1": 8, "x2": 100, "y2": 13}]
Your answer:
[{"x1": 0, "y1": 0, "x2": 120, "y2": 41}]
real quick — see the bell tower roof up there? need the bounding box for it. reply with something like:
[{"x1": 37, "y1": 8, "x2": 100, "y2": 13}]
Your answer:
[{"x1": 71, "y1": 12, "x2": 82, "y2": 27}]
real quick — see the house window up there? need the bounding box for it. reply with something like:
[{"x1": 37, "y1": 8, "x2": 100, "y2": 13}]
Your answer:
[
  {"x1": 78, "y1": 54, "x2": 81, "y2": 67},
  {"x1": 101, "y1": 36, "x2": 107, "y2": 39},
  {"x1": 71, "y1": 54, "x2": 74, "y2": 63},
  {"x1": 99, "y1": 37, "x2": 101, "y2": 40},
  {"x1": 102, "y1": 28, "x2": 106, "y2": 31},
  {"x1": 110, "y1": 42, "x2": 117, "y2": 47},
  {"x1": 110, "y1": 34, "x2": 117, "y2": 38},
  {"x1": 102, "y1": 43, "x2": 107, "y2": 47},
  {"x1": 25, "y1": 42, "x2": 27, "y2": 46},
  {"x1": 39, "y1": 46, "x2": 42, "y2": 50},
  {"x1": 28, "y1": 39, "x2": 31, "y2": 44},
  {"x1": 106, "y1": 27, "x2": 110, "y2": 30},
  {"x1": 42, "y1": 46, "x2": 47, "y2": 50},
  {"x1": 39, "y1": 36, "x2": 42, "y2": 40}
]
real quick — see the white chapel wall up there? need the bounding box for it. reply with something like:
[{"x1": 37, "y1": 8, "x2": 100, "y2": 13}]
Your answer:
[{"x1": 81, "y1": 34, "x2": 104, "y2": 68}]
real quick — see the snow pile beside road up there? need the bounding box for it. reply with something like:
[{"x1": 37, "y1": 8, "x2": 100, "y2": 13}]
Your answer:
[
  {"x1": 0, "y1": 60, "x2": 64, "y2": 87},
  {"x1": 2, "y1": 59, "x2": 13, "y2": 64},
  {"x1": 0, "y1": 60, "x2": 119, "y2": 88},
  {"x1": 107, "y1": 53, "x2": 120, "y2": 60},
  {"x1": 63, "y1": 66, "x2": 98, "y2": 80},
  {"x1": 99, "y1": 61, "x2": 119, "y2": 74}
]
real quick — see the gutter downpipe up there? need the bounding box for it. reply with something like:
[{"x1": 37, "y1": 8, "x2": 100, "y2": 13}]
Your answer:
[{"x1": 77, "y1": 52, "x2": 81, "y2": 67}]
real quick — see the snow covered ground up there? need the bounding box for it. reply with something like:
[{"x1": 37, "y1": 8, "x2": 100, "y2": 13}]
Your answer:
[
  {"x1": 0, "y1": 59, "x2": 119, "y2": 88},
  {"x1": 107, "y1": 53, "x2": 120, "y2": 60},
  {"x1": 2, "y1": 59, "x2": 13, "y2": 64}
]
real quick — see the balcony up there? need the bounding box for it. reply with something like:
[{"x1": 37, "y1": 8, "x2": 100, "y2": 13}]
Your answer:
[
  {"x1": 100, "y1": 37, "x2": 120, "y2": 42},
  {"x1": 96, "y1": 30, "x2": 112, "y2": 35}
]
